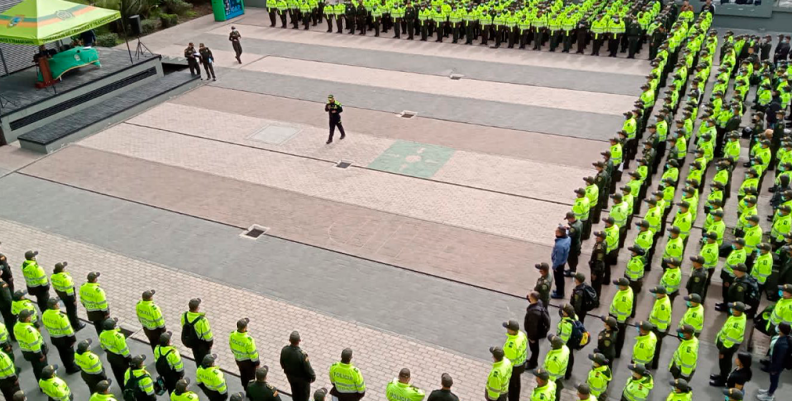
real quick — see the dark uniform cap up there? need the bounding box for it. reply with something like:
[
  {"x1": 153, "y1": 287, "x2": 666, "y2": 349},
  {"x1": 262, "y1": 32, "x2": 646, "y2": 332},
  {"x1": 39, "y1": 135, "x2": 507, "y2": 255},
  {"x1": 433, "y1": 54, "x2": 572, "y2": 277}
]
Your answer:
[
  {"x1": 628, "y1": 363, "x2": 648, "y2": 375},
  {"x1": 87, "y1": 271, "x2": 100, "y2": 281},
  {"x1": 734, "y1": 238, "x2": 746, "y2": 246},
  {"x1": 547, "y1": 334, "x2": 565, "y2": 347},
  {"x1": 670, "y1": 378, "x2": 691, "y2": 391},
  {"x1": 41, "y1": 365, "x2": 57, "y2": 379},
  {"x1": 645, "y1": 198, "x2": 657, "y2": 205},
  {"x1": 636, "y1": 220, "x2": 650, "y2": 228},
  {"x1": 503, "y1": 320, "x2": 520, "y2": 331},
  {"x1": 12, "y1": 289, "x2": 26, "y2": 300},
  {"x1": 638, "y1": 321, "x2": 654, "y2": 331},
  {"x1": 668, "y1": 226, "x2": 681, "y2": 234},
  {"x1": 54, "y1": 262, "x2": 67, "y2": 271},
  {"x1": 175, "y1": 378, "x2": 190, "y2": 393},
  {"x1": 630, "y1": 171, "x2": 642, "y2": 179},
  {"x1": 724, "y1": 388, "x2": 744, "y2": 400},
  {"x1": 142, "y1": 290, "x2": 155, "y2": 300},
  {"x1": 314, "y1": 388, "x2": 328, "y2": 401},
  {"x1": 620, "y1": 186, "x2": 632, "y2": 193},
  {"x1": 677, "y1": 201, "x2": 690, "y2": 208},
  {"x1": 131, "y1": 355, "x2": 146, "y2": 366},
  {"x1": 535, "y1": 263, "x2": 550, "y2": 271},
  {"x1": 711, "y1": 210, "x2": 725, "y2": 218},
  {"x1": 684, "y1": 294, "x2": 702, "y2": 303},
  {"x1": 729, "y1": 302, "x2": 747, "y2": 312},
  {"x1": 574, "y1": 188, "x2": 586, "y2": 195},
  {"x1": 780, "y1": 205, "x2": 792, "y2": 213},
  {"x1": 663, "y1": 257, "x2": 680, "y2": 267},
  {"x1": 565, "y1": 212, "x2": 576, "y2": 220},
  {"x1": 12, "y1": 391, "x2": 27, "y2": 401},
  {"x1": 649, "y1": 286, "x2": 667, "y2": 294},
  {"x1": 584, "y1": 176, "x2": 595, "y2": 184},
  {"x1": 780, "y1": 284, "x2": 792, "y2": 293},
  {"x1": 601, "y1": 316, "x2": 619, "y2": 330},
  {"x1": 627, "y1": 246, "x2": 646, "y2": 256},
  {"x1": 18, "y1": 309, "x2": 33, "y2": 320},
  {"x1": 96, "y1": 380, "x2": 112, "y2": 393},
  {"x1": 588, "y1": 353, "x2": 609, "y2": 365},
  {"x1": 237, "y1": 318, "x2": 250, "y2": 330},
  {"x1": 746, "y1": 214, "x2": 760, "y2": 223},
  {"x1": 678, "y1": 324, "x2": 695, "y2": 334},
  {"x1": 231, "y1": 393, "x2": 246, "y2": 401},
  {"x1": 611, "y1": 193, "x2": 623, "y2": 200},
  {"x1": 573, "y1": 272, "x2": 586, "y2": 283},
  {"x1": 202, "y1": 354, "x2": 217, "y2": 367},
  {"x1": 758, "y1": 243, "x2": 772, "y2": 251},
  {"x1": 593, "y1": 231, "x2": 606, "y2": 238},
  {"x1": 489, "y1": 346, "x2": 505, "y2": 358},
  {"x1": 733, "y1": 263, "x2": 748, "y2": 272},
  {"x1": 24, "y1": 250, "x2": 38, "y2": 259},
  {"x1": 77, "y1": 339, "x2": 92, "y2": 353},
  {"x1": 614, "y1": 278, "x2": 630, "y2": 286},
  {"x1": 690, "y1": 255, "x2": 705, "y2": 264},
  {"x1": 47, "y1": 297, "x2": 59, "y2": 308},
  {"x1": 593, "y1": 161, "x2": 606, "y2": 168},
  {"x1": 577, "y1": 383, "x2": 591, "y2": 395},
  {"x1": 159, "y1": 331, "x2": 172, "y2": 346},
  {"x1": 532, "y1": 369, "x2": 550, "y2": 380}
]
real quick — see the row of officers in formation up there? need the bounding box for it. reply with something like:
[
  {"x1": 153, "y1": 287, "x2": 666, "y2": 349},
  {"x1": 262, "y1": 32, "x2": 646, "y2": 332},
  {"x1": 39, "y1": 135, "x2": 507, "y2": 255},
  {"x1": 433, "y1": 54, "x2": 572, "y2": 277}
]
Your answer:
[{"x1": 262, "y1": 0, "x2": 701, "y2": 59}]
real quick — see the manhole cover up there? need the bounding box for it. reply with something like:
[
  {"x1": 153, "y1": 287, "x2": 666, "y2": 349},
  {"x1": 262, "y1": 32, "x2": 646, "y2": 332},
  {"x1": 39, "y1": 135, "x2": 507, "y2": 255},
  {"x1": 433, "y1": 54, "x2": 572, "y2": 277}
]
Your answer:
[
  {"x1": 398, "y1": 111, "x2": 417, "y2": 119},
  {"x1": 336, "y1": 161, "x2": 352, "y2": 169},
  {"x1": 249, "y1": 125, "x2": 300, "y2": 145},
  {"x1": 450, "y1": 74, "x2": 464, "y2": 80},
  {"x1": 240, "y1": 225, "x2": 269, "y2": 239}
]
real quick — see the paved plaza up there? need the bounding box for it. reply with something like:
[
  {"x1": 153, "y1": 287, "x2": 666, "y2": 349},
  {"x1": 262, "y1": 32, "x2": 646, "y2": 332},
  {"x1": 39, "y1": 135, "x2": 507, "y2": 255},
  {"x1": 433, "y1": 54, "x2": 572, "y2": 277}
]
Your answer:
[{"x1": 0, "y1": 8, "x2": 790, "y2": 401}]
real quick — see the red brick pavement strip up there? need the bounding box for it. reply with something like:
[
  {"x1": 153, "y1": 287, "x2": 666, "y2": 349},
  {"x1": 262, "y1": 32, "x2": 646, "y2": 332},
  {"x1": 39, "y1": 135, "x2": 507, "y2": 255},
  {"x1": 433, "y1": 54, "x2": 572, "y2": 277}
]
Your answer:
[
  {"x1": 21, "y1": 146, "x2": 586, "y2": 297},
  {"x1": 170, "y1": 86, "x2": 604, "y2": 170}
]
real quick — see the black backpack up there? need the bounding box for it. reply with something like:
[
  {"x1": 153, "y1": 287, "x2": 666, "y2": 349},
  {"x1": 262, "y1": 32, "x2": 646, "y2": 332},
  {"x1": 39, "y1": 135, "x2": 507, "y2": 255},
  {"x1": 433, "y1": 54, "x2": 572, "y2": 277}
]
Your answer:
[
  {"x1": 582, "y1": 284, "x2": 599, "y2": 311},
  {"x1": 123, "y1": 371, "x2": 150, "y2": 401},
  {"x1": 155, "y1": 348, "x2": 173, "y2": 376},
  {"x1": 181, "y1": 312, "x2": 203, "y2": 348},
  {"x1": 744, "y1": 275, "x2": 760, "y2": 307},
  {"x1": 538, "y1": 307, "x2": 551, "y2": 339}
]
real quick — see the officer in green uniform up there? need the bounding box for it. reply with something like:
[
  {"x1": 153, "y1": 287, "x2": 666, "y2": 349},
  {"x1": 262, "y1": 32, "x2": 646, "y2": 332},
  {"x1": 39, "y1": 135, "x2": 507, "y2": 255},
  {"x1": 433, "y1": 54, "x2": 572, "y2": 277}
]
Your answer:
[
  {"x1": 247, "y1": 367, "x2": 282, "y2": 401},
  {"x1": 329, "y1": 348, "x2": 365, "y2": 401},
  {"x1": 136, "y1": 290, "x2": 166, "y2": 352},
  {"x1": 50, "y1": 262, "x2": 84, "y2": 331},
  {"x1": 529, "y1": 369, "x2": 555, "y2": 401},
  {"x1": 21, "y1": 251, "x2": 50, "y2": 312},
  {"x1": 171, "y1": 378, "x2": 199, "y2": 401},
  {"x1": 230, "y1": 318, "x2": 260, "y2": 390},
  {"x1": 669, "y1": 325, "x2": 698, "y2": 381},
  {"x1": 75, "y1": 339, "x2": 108, "y2": 394},
  {"x1": 534, "y1": 263, "x2": 553, "y2": 308},
  {"x1": 597, "y1": 316, "x2": 618, "y2": 367},
  {"x1": 155, "y1": 332, "x2": 185, "y2": 395},
  {"x1": 124, "y1": 355, "x2": 156, "y2": 401},
  {"x1": 39, "y1": 365, "x2": 72, "y2": 401},
  {"x1": 710, "y1": 302, "x2": 747, "y2": 386},
  {"x1": 386, "y1": 368, "x2": 425, "y2": 401},
  {"x1": 686, "y1": 256, "x2": 708, "y2": 300},
  {"x1": 610, "y1": 278, "x2": 633, "y2": 356},
  {"x1": 502, "y1": 320, "x2": 526, "y2": 401},
  {"x1": 79, "y1": 271, "x2": 109, "y2": 335},
  {"x1": 198, "y1": 354, "x2": 229, "y2": 401},
  {"x1": 621, "y1": 363, "x2": 653, "y2": 401},
  {"x1": 280, "y1": 331, "x2": 316, "y2": 401},
  {"x1": 42, "y1": 297, "x2": 79, "y2": 374},
  {"x1": 543, "y1": 335, "x2": 569, "y2": 401},
  {"x1": 0, "y1": 277, "x2": 14, "y2": 341},
  {"x1": 586, "y1": 353, "x2": 611, "y2": 401},
  {"x1": 14, "y1": 309, "x2": 48, "y2": 381},
  {"x1": 589, "y1": 232, "x2": 607, "y2": 298}
]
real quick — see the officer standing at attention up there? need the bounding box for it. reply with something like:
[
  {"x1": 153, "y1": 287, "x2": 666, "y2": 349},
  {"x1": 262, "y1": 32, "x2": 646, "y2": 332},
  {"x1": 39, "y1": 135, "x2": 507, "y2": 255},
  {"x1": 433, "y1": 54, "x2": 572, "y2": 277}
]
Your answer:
[
  {"x1": 281, "y1": 331, "x2": 316, "y2": 401},
  {"x1": 39, "y1": 365, "x2": 73, "y2": 401},
  {"x1": 181, "y1": 298, "x2": 214, "y2": 367},
  {"x1": 229, "y1": 26, "x2": 242, "y2": 63},
  {"x1": 89, "y1": 380, "x2": 117, "y2": 401},
  {"x1": 667, "y1": 378, "x2": 692, "y2": 401},
  {"x1": 0, "y1": 277, "x2": 15, "y2": 340},
  {"x1": 171, "y1": 379, "x2": 200, "y2": 401},
  {"x1": 42, "y1": 297, "x2": 79, "y2": 374},
  {"x1": 710, "y1": 302, "x2": 748, "y2": 387},
  {"x1": 586, "y1": 353, "x2": 612, "y2": 401},
  {"x1": 21, "y1": 250, "x2": 50, "y2": 311},
  {"x1": 154, "y1": 332, "x2": 185, "y2": 395},
  {"x1": 386, "y1": 368, "x2": 425, "y2": 401},
  {"x1": 99, "y1": 318, "x2": 131, "y2": 388},
  {"x1": 325, "y1": 95, "x2": 346, "y2": 144},
  {"x1": 0, "y1": 243, "x2": 15, "y2": 294},
  {"x1": 230, "y1": 318, "x2": 260, "y2": 390},
  {"x1": 247, "y1": 367, "x2": 282, "y2": 401},
  {"x1": 50, "y1": 262, "x2": 84, "y2": 331},
  {"x1": 136, "y1": 290, "x2": 166, "y2": 352},
  {"x1": 524, "y1": 292, "x2": 550, "y2": 370},
  {"x1": 565, "y1": 212, "x2": 583, "y2": 275},
  {"x1": 669, "y1": 325, "x2": 699, "y2": 381},
  {"x1": 534, "y1": 263, "x2": 552, "y2": 308},
  {"x1": 686, "y1": 256, "x2": 709, "y2": 300},
  {"x1": 610, "y1": 278, "x2": 633, "y2": 356},
  {"x1": 597, "y1": 316, "x2": 618, "y2": 367},
  {"x1": 529, "y1": 369, "x2": 555, "y2": 401},
  {"x1": 79, "y1": 272, "x2": 109, "y2": 335},
  {"x1": 577, "y1": 383, "x2": 596, "y2": 401},
  {"x1": 14, "y1": 309, "x2": 48, "y2": 381},
  {"x1": 486, "y1": 346, "x2": 511, "y2": 401},
  {"x1": 648, "y1": 286, "x2": 672, "y2": 370},
  {"x1": 11, "y1": 290, "x2": 38, "y2": 329},
  {"x1": 427, "y1": 373, "x2": 457, "y2": 401},
  {"x1": 0, "y1": 339, "x2": 20, "y2": 400},
  {"x1": 198, "y1": 354, "x2": 229, "y2": 401},
  {"x1": 75, "y1": 339, "x2": 108, "y2": 394},
  {"x1": 622, "y1": 363, "x2": 654, "y2": 401},
  {"x1": 543, "y1": 335, "x2": 569, "y2": 401},
  {"x1": 125, "y1": 355, "x2": 156, "y2": 401},
  {"x1": 502, "y1": 320, "x2": 526, "y2": 401},
  {"x1": 329, "y1": 348, "x2": 366, "y2": 401}
]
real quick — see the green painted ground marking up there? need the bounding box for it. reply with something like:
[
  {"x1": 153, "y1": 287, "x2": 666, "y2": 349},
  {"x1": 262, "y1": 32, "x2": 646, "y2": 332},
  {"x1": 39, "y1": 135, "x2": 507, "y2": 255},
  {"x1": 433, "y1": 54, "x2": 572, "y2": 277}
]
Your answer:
[{"x1": 367, "y1": 140, "x2": 455, "y2": 179}]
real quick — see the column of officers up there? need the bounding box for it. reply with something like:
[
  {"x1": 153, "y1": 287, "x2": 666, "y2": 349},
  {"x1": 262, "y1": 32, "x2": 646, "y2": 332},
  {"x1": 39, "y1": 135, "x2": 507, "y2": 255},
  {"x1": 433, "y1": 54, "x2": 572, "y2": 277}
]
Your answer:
[{"x1": 264, "y1": 0, "x2": 687, "y2": 58}]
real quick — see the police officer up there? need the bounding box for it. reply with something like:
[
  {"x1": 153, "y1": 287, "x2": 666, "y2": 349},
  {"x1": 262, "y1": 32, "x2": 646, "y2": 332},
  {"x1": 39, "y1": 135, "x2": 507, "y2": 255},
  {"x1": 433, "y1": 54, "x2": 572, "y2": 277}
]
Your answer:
[
  {"x1": 717, "y1": 263, "x2": 748, "y2": 313},
  {"x1": 79, "y1": 272, "x2": 109, "y2": 335},
  {"x1": 597, "y1": 316, "x2": 618, "y2": 367},
  {"x1": 75, "y1": 339, "x2": 108, "y2": 394},
  {"x1": 589, "y1": 232, "x2": 607, "y2": 298},
  {"x1": 39, "y1": 365, "x2": 73, "y2": 400},
  {"x1": 543, "y1": 335, "x2": 568, "y2": 401},
  {"x1": 586, "y1": 354, "x2": 611, "y2": 401},
  {"x1": 571, "y1": 273, "x2": 589, "y2": 323},
  {"x1": 667, "y1": 378, "x2": 692, "y2": 401},
  {"x1": 198, "y1": 354, "x2": 229, "y2": 401},
  {"x1": 427, "y1": 373, "x2": 456, "y2": 401},
  {"x1": 329, "y1": 348, "x2": 365, "y2": 401},
  {"x1": 42, "y1": 297, "x2": 79, "y2": 374},
  {"x1": 21, "y1": 250, "x2": 50, "y2": 311},
  {"x1": 247, "y1": 367, "x2": 282, "y2": 401},
  {"x1": 0, "y1": 243, "x2": 15, "y2": 294},
  {"x1": 181, "y1": 298, "x2": 214, "y2": 367},
  {"x1": 230, "y1": 318, "x2": 260, "y2": 390},
  {"x1": 154, "y1": 332, "x2": 184, "y2": 395},
  {"x1": 502, "y1": 320, "x2": 526, "y2": 401},
  {"x1": 0, "y1": 341, "x2": 20, "y2": 401},
  {"x1": 681, "y1": 294, "x2": 705, "y2": 337},
  {"x1": 529, "y1": 369, "x2": 555, "y2": 401},
  {"x1": 632, "y1": 321, "x2": 656, "y2": 368},
  {"x1": 610, "y1": 278, "x2": 633, "y2": 356},
  {"x1": 281, "y1": 331, "x2": 316, "y2": 401},
  {"x1": 0, "y1": 277, "x2": 14, "y2": 339},
  {"x1": 621, "y1": 363, "x2": 653, "y2": 401},
  {"x1": 325, "y1": 95, "x2": 346, "y2": 144},
  {"x1": 88, "y1": 380, "x2": 117, "y2": 401},
  {"x1": 533, "y1": 263, "x2": 552, "y2": 308},
  {"x1": 486, "y1": 346, "x2": 511, "y2": 401},
  {"x1": 385, "y1": 368, "x2": 424, "y2": 401},
  {"x1": 686, "y1": 256, "x2": 708, "y2": 299},
  {"x1": 136, "y1": 290, "x2": 165, "y2": 352},
  {"x1": 669, "y1": 325, "x2": 698, "y2": 381},
  {"x1": 14, "y1": 309, "x2": 48, "y2": 380},
  {"x1": 125, "y1": 355, "x2": 156, "y2": 401},
  {"x1": 11, "y1": 290, "x2": 38, "y2": 329},
  {"x1": 648, "y1": 286, "x2": 671, "y2": 370},
  {"x1": 99, "y1": 318, "x2": 131, "y2": 388},
  {"x1": 171, "y1": 378, "x2": 200, "y2": 401},
  {"x1": 710, "y1": 302, "x2": 748, "y2": 386},
  {"x1": 50, "y1": 262, "x2": 84, "y2": 331},
  {"x1": 566, "y1": 212, "x2": 583, "y2": 274},
  {"x1": 229, "y1": 26, "x2": 242, "y2": 63}
]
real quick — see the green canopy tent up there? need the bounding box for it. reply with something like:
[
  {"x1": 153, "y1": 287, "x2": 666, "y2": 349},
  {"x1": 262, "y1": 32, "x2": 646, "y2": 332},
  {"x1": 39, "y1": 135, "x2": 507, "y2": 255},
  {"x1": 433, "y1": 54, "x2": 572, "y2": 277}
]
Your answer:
[{"x1": 0, "y1": 0, "x2": 120, "y2": 45}]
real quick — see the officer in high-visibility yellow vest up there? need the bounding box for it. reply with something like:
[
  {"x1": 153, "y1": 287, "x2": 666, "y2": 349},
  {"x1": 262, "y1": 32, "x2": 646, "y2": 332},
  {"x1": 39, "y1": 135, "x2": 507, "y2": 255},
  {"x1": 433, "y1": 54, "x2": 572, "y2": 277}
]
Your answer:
[
  {"x1": 666, "y1": 378, "x2": 692, "y2": 401},
  {"x1": 79, "y1": 272, "x2": 109, "y2": 335},
  {"x1": 99, "y1": 318, "x2": 130, "y2": 388},
  {"x1": 621, "y1": 363, "x2": 653, "y2": 401},
  {"x1": 647, "y1": 286, "x2": 672, "y2": 370},
  {"x1": 710, "y1": 302, "x2": 747, "y2": 387},
  {"x1": 486, "y1": 346, "x2": 511, "y2": 401},
  {"x1": 659, "y1": 258, "x2": 682, "y2": 304},
  {"x1": 529, "y1": 369, "x2": 555, "y2": 401},
  {"x1": 182, "y1": 298, "x2": 214, "y2": 368},
  {"x1": 42, "y1": 297, "x2": 79, "y2": 374},
  {"x1": 50, "y1": 262, "x2": 84, "y2": 331},
  {"x1": 0, "y1": 344, "x2": 20, "y2": 401},
  {"x1": 230, "y1": 318, "x2": 260, "y2": 390},
  {"x1": 11, "y1": 290, "x2": 38, "y2": 329},
  {"x1": 124, "y1": 355, "x2": 156, "y2": 401},
  {"x1": 502, "y1": 319, "x2": 527, "y2": 401},
  {"x1": 21, "y1": 251, "x2": 50, "y2": 311},
  {"x1": 543, "y1": 335, "x2": 569, "y2": 401},
  {"x1": 197, "y1": 354, "x2": 229, "y2": 401},
  {"x1": 75, "y1": 339, "x2": 108, "y2": 394},
  {"x1": 680, "y1": 294, "x2": 705, "y2": 337},
  {"x1": 586, "y1": 353, "x2": 612, "y2": 401},
  {"x1": 155, "y1": 331, "x2": 185, "y2": 395},
  {"x1": 668, "y1": 325, "x2": 699, "y2": 381},
  {"x1": 136, "y1": 290, "x2": 166, "y2": 352},
  {"x1": 573, "y1": 188, "x2": 592, "y2": 240},
  {"x1": 764, "y1": 284, "x2": 792, "y2": 333},
  {"x1": 38, "y1": 365, "x2": 72, "y2": 401},
  {"x1": 171, "y1": 378, "x2": 200, "y2": 401},
  {"x1": 632, "y1": 321, "x2": 656, "y2": 368},
  {"x1": 610, "y1": 278, "x2": 633, "y2": 356},
  {"x1": 386, "y1": 368, "x2": 425, "y2": 401},
  {"x1": 329, "y1": 348, "x2": 365, "y2": 401},
  {"x1": 14, "y1": 309, "x2": 48, "y2": 380},
  {"x1": 88, "y1": 380, "x2": 117, "y2": 401}
]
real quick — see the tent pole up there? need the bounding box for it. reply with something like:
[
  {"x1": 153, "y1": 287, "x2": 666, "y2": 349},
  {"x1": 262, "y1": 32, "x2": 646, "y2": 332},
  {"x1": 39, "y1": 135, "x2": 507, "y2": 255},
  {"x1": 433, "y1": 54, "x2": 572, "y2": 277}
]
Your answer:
[
  {"x1": 122, "y1": 21, "x2": 133, "y2": 64},
  {"x1": 0, "y1": 48, "x2": 8, "y2": 76}
]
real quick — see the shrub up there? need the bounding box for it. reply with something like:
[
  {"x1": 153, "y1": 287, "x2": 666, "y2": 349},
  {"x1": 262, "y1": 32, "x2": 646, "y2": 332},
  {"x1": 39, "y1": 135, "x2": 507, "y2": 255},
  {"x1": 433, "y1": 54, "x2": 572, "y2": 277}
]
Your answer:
[
  {"x1": 163, "y1": 0, "x2": 192, "y2": 15},
  {"x1": 96, "y1": 33, "x2": 120, "y2": 47},
  {"x1": 160, "y1": 13, "x2": 179, "y2": 28},
  {"x1": 141, "y1": 18, "x2": 159, "y2": 34}
]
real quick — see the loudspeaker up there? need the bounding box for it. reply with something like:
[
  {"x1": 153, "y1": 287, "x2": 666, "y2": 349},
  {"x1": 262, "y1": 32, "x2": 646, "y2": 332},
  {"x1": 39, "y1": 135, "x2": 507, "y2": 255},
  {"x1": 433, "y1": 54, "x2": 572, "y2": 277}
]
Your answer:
[{"x1": 129, "y1": 15, "x2": 142, "y2": 36}]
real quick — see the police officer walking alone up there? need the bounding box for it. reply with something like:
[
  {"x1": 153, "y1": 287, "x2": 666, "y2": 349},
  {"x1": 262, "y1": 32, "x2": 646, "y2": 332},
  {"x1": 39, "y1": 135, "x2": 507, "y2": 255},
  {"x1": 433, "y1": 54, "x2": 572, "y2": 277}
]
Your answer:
[
  {"x1": 230, "y1": 318, "x2": 260, "y2": 390},
  {"x1": 229, "y1": 26, "x2": 243, "y2": 63},
  {"x1": 281, "y1": 331, "x2": 316, "y2": 401},
  {"x1": 325, "y1": 95, "x2": 347, "y2": 144}
]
